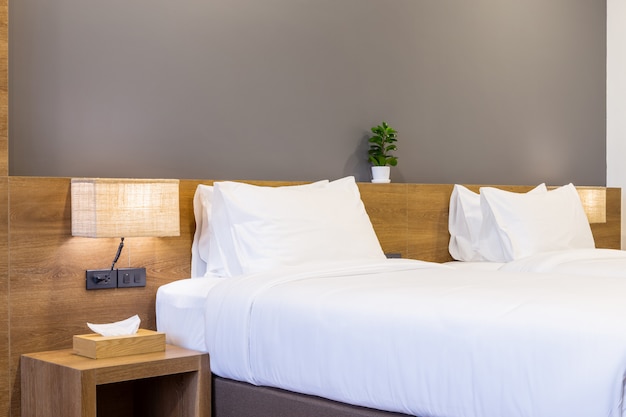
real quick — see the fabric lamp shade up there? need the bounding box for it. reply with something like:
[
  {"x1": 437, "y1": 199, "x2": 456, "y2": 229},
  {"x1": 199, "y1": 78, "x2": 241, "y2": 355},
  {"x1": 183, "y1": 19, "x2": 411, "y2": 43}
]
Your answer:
[
  {"x1": 577, "y1": 188, "x2": 606, "y2": 224},
  {"x1": 71, "y1": 178, "x2": 180, "y2": 238}
]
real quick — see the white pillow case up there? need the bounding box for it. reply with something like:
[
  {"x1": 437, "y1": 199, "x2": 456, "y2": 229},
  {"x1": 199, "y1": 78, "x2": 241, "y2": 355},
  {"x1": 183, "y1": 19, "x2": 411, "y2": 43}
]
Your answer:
[
  {"x1": 448, "y1": 184, "x2": 547, "y2": 261},
  {"x1": 206, "y1": 180, "x2": 329, "y2": 277},
  {"x1": 209, "y1": 176, "x2": 385, "y2": 276},
  {"x1": 191, "y1": 181, "x2": 328, "y2": 277},
  {"x1": 478, "y1": 183, "x2": 595, "y2": 262},
  {"x1": 191, "y1": 184, "x2": 213, "y2": 278}
]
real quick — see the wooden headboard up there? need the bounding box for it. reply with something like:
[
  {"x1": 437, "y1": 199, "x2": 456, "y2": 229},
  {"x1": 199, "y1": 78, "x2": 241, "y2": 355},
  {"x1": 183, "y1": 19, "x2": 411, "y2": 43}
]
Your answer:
[
  {"x1": 178, "y1": 181, "x2": 621, "y2": 263},
  {"x1": 6, "y1": 178, "x2": 621, "y2": 416},
  {"x1": 361, "y1": 183, "x2": 621, "y2": 261}
]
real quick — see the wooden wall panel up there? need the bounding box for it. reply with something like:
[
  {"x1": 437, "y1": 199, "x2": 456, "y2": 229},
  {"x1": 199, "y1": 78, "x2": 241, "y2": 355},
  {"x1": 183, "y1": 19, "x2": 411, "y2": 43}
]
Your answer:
[
  {"x1": 358, "y1": 183, "x2": 408, "y2": 257},
  {"x1": 407, "y1": 184, "x2": 455, "y2": 263},
  {"x1": 8, "y1": 177, "x2": 192, "y2": 416},
  {"x1": 0, "y1": 179, "x2": 8, "y2": 417}
]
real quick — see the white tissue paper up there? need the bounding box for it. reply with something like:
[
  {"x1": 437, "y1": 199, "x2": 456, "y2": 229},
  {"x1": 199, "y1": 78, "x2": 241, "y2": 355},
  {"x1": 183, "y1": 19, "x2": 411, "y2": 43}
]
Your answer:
[{"x1": 87, "y1": 314, "x2": 141, "y2": 337}]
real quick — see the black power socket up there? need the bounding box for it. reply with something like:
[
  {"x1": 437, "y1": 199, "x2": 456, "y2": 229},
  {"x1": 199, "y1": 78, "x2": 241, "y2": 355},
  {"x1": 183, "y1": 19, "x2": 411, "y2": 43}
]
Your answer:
[{"x1": 86, "y1": 269, "x2": 118, "y2": 290}]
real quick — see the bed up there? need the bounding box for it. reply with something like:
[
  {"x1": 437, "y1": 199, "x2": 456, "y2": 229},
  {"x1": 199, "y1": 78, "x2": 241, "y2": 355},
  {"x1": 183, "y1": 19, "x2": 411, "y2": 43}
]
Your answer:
[{"x1": 157, "y1": 177, "x2": 624, "y2": 417}]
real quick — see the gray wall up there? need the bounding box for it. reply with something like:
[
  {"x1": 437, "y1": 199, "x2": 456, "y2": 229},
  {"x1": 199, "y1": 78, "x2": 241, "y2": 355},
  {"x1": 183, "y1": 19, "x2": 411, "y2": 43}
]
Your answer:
[{"x1": 9, "y1": 0, "x2": 607, "y2": 185}]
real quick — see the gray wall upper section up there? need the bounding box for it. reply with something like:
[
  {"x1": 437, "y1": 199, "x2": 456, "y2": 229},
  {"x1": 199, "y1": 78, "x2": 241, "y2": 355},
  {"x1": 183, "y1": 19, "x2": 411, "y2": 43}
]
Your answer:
[{"x1": 9, "y1": 0, "x2": 606, "y2": 185}]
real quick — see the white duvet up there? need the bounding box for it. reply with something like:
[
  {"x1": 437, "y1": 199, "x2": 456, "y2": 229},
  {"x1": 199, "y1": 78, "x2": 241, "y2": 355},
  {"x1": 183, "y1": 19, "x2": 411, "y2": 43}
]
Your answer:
[
  {"x1": 203, "y1": 258, "x2": 626, "y2": 417},
  {"x1": 499, "y1": 248, "x2": 626, "y2": 277}
]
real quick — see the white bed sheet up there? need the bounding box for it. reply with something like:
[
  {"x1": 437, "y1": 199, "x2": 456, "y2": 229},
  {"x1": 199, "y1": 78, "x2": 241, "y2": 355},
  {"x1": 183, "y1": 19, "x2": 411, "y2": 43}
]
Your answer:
[
  {"x1": 201, "y1": 258, "x2": 626, "y2": 417},
  {"x1": 156, "y1": 277, "x2": 223, "y2": 352}
]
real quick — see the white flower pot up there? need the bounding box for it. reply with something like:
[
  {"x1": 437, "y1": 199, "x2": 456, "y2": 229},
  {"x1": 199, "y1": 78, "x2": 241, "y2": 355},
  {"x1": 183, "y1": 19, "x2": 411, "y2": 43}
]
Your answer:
[{"x1": 371, "y1": 166, "x2": 391, "y2": 183}]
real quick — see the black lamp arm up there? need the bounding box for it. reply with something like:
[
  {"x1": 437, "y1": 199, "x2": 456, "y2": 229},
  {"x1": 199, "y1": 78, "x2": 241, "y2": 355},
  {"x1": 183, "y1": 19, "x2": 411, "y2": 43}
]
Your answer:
[{"x1": 110, "y1": 237, "x2": 125, "y2": 272}]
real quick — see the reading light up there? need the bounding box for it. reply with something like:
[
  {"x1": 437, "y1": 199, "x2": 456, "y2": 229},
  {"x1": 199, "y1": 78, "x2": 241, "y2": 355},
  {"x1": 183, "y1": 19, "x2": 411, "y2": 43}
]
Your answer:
[
  {"x1": 71, "y1": 178, "x2": 180, "y2": 289},
  {"x1": 577, "y1": 188, "x2": 607, "y2": 224}
]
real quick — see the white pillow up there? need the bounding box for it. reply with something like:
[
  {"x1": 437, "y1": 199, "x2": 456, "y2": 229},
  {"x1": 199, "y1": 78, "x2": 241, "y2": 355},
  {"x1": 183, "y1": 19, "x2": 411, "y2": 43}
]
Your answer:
[
  {"x1": 209, "y1": 176, "x2": 385, "y2": 276},
  {"x1": 191, "y1": 184, "x2": 214, "y2": 278},
  {"x1": 191, "y1": 181, "x2": 329, "y2": 277},
  {"x1": 478, "y1": 183, "x2": 595, "y2": 262},
  {"x1": 448, "y1": 184, "x2": 547, "y2": 261},
  {"x1": 207, "y1": 179, "x2": 332, "y2": 277}
]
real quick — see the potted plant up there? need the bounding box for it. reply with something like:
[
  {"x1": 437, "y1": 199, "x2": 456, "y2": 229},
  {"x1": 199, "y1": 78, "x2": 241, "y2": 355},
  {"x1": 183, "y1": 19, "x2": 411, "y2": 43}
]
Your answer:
[{"x1": 368, "y1": 121, "x2": 398, "y2": 183}]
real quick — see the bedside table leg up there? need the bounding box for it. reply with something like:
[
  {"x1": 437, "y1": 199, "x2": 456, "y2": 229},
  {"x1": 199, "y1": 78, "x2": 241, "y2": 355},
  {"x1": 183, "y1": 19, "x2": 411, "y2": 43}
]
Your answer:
[
  {"x1": 21, "y1": 357, "x2": 96, "y2": 417},
  {"x1": 81, "y1": 369, "x2": 97, "y2": 417},
  {"x1": 197, "y1": 354, "x2": 211, "y2": 417}
]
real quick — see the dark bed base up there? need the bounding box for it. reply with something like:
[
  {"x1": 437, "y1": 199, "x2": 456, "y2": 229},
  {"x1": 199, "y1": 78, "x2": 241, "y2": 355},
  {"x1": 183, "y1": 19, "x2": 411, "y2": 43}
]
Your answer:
[{"x1": 212, "y1": 375, "x2": 415, "y2": 417}]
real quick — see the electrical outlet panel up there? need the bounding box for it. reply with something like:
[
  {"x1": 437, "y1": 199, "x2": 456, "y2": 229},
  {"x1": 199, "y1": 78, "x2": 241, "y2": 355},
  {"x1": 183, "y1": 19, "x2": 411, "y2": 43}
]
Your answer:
[
  {"x1": 86, "y1": 269, "x2": 118, "y2": 290},
  {"x1": 117, "y1": 268, "x2": 147, "y2": 288},
  {"x1": 85, "y1": 268, "x2": 146, "y2": 290}
]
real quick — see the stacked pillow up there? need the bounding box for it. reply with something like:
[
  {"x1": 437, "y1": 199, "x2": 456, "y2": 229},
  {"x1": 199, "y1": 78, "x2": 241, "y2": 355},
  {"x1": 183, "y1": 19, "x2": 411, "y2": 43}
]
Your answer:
[
  {"x1": 192, "y1": 176, "x2": 385, "y2": 277},
  {"x1": 449, "y1": 183, "x2": 595, "y2": 262},
  {"x1": 190, "y1": 184, "x2": 214, "y2": 277}
]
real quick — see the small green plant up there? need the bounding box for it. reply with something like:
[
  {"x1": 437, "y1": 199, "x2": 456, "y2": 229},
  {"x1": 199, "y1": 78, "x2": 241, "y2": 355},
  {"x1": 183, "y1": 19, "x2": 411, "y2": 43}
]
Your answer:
[{"x1": 368, "y1": 121, "x2": 398, "y2": 166}]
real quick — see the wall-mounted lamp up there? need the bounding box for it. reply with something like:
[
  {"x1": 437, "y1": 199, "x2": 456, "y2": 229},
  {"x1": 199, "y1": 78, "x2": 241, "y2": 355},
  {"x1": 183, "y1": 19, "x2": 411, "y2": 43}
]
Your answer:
[
  {"x1": 71, "y1": 178, "x2": 180, "y2": 289},
  {"x1": 576, "y1": 188, "x2": 607, "y2": 224}
]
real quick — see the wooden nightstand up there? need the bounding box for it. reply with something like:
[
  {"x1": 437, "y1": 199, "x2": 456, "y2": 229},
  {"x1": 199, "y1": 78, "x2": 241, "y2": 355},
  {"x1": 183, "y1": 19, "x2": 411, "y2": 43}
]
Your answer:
[{"x1": 21, "y1": 344, "x2": 210, "y2": 417}]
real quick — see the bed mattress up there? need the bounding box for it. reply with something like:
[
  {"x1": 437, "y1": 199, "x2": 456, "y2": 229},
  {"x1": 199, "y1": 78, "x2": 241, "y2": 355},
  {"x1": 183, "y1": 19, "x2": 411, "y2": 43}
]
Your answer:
[
  {"x1": 156, "y1": 277, "x2": 223, "y2": 352},
  {"x1": 158, "y1": 258, "x2": 626, "y2": 417}
]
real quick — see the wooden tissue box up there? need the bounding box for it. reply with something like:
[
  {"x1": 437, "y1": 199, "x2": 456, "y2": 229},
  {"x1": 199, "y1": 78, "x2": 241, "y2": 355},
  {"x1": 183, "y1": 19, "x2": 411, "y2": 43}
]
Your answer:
[{"x1": 73, "y1": 329, "x2": 165, "y2": 359}]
